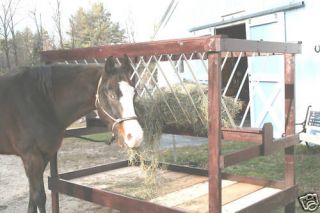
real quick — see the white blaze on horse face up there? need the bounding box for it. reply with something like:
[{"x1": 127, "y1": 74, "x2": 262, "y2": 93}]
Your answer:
[{"x1": 119, "y1": 81, "x2": 143, "y2": 148}]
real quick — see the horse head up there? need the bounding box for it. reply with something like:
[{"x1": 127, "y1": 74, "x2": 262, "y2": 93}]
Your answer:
[{"x1": 95, "y1": 55, "x2": 143, "y2": 148}]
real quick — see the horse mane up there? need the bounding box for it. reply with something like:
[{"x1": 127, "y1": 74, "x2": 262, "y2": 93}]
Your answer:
[
  {"x1": 7, "y1": 64, "x2": 103, "y2": 104},
  {"x1": 18, "y1": 65, "x2": 54, "y2": 101}
]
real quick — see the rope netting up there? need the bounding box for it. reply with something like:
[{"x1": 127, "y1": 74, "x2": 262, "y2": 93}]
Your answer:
[{"x1": 65, "y1": 52, "x2": 252, "y2": 131}]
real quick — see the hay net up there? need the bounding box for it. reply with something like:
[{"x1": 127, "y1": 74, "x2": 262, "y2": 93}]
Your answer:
[
  {"x1": 64, "y1": 52, "x2": 245, "y2": 137},
  {"x1": 129, "y1": 53, "x2": 242, "y2": 135}
]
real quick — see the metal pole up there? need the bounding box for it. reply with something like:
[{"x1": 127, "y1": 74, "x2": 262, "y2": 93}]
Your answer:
[{"x1": 208, "y1": 52, "x2": 222, "y2": 213}]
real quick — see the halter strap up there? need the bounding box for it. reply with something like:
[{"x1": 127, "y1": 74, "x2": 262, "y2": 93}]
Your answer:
[{"x1": 95, "y1": 77, "x2": 138, "y2": 133}]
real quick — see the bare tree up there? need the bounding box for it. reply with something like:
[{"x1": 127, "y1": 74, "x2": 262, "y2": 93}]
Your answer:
[
  {"x1": 8, "y1": 0, "x2": 21, "y2": 66},
  {"x1": 125, "y1": 9, "x2": 135, "y2": 43},
  {"x1": 52, "y1": 0, "x2": 63, "y2": 48},
  {"x1": 0, "y1": 0, "x2": 13, "y2": 70},
  {"x1": 68, "y1": 17, "x2": 75, "y2": 48},
  {"x1": 30, "y1": 8, "x2": 43, "y2": 64}
]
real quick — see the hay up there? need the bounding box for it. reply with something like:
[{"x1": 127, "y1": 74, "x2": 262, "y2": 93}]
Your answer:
[
  {"x1": 126, "y1": 83, "x2": 241, "y2": 197},
  {"x1": 135, "y1": 83, "x2": 241, "y2": 135}
]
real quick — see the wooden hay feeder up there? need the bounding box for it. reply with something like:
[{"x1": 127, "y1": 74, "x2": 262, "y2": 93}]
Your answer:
[{"x1": 41, "y1": 35, "x2": 301, "y2": 213}]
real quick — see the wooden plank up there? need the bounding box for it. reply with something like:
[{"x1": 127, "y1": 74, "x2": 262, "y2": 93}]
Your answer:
[
  {"x1": 221, "y1": 128, "x2": 262, "y2": 143},
  {"x1": 207, "y1": 52, "x2": 222, "y2": 213},
  {"x1": 72, "y1": 166, "x2": 141, "y2": 184},
  {"x1": 70, "y1": 168, "x2": 191, "y2": 199},
  {"x1": 158, "y1": 162, "x2": 208, "y2": 176},
  {"x1": 176, "y1": 183, "x2": 291, "y2": 212},
  {"x1": 221, "y1": 180, "x2": 237, "y2": 188},
  {"x1": 222, "y1": 183, "x2": 263, "y2": 205},
  {"x1": 262, "y1": 123, "x2": 273, "y2": 155},
  {"x1": 151, "y1": 181, "x2": 209, "y2": 207},
  {"x1": 174, "y1": 180, "x2": 236, "y2": 212},
  {"x1": 163, "y1": 126, "x2": 263, "y2": 141},
  {"x1": 59, "y1": 160, "x2": 129, "y2": 180},
  {"x1": 222, "y1": 187, "x2": 281, "y2": 212},
  {"x1": 160, "y1": 175, "x2": 207, "y2": 193},
  {"x1": 175, "y1": 194, "x2": 208, "y2": 213},
  {"x1": 176, "y1": 183, "x2": 264, "y2": 213},
  {"x1": 108, "y1": 173, "x2": 206, "y2": 196},
  {"x1": 154, "y1": 180, "x2": 236, "y2": 210},
  {"x1": 221, "y1": 173, "x2": 285, "y2": 189},
  {"x1": 40, "y1": 35, "x2": 217, "y2": 63},
  {"x1": 270, "y1": 134, "x2": 299, "y2": 153},
  {"x1": 220, "y1": 145, "x2": 262, "y2": 168},
  {"x1": 48, "y1": 177, "x2": 185, "y2": 213},
  {"x1": 237, "y1": 185, "x2": 297, "y2": 213},
  {"x1": 284, "y1": 53, "x2": 296, "y2": 213}
]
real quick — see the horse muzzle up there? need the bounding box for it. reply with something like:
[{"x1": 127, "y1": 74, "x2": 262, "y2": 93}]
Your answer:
[{"x1": 120, "y1": 119, "x2": 143, "y2": 148}]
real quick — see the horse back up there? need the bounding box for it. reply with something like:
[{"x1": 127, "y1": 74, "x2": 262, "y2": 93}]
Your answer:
[{"x1": 0, "y1": 67, "x2": 63, "y2": 156}]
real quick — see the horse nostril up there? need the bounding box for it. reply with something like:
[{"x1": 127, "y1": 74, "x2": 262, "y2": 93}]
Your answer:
[{"x1": 127, "y1": 133, "x2": 132, "y2": 141}]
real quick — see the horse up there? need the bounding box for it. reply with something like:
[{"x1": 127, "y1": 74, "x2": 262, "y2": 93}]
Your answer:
[{"x1": 0, "y1": 56, "x2": 143, "y2": 213}]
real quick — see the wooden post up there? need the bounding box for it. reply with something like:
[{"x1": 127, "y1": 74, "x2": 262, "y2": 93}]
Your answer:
[
  {"x1": 208, "y1": 52, "x2": 222, "y2": 213},
  {"x1": 262, "y1": 123, "x2": 273, "y2": 155},
  {"x1": 284, "y1": 54, "x2": 295, "y2": 213},
  {"x1": 50, "y1": 153, "x2": 60, "y2": 213}
]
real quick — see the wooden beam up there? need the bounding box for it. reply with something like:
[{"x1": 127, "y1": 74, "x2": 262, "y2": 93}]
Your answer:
[
  {"x1": 221, "y1": 173, "x2": 285, "y2": 189},
  {"x1": 237, "y1": 185, "x2": 298, "y2": 213},
  {"x1": 48, "y1": 177, "x2": 185, "y2": 213},
  {"x1": 40, "y1": 35, "x2": 217, "y2": 63},
  {"x1": 262, "y1": 123, "x2": 273, "y2": 155},
  {"x1": 163, "y1": 126, "x2": 263, "y2": 142},
  {"x1": 207, "y1": 52, "x2": 222, "y2": 213},
  {"x1": 284, "y1": 54, "x2": 296, "y2": 213},
  {"x1": 220, "y1": 145, "x2": 262, "y2": 168},
  {"x1": 40, "y1": 36, "x2": 301, "y2": 63},
  {"x1": 222, "y1": 127, "x2": 263, "y2": 143},
  {"x1": 269, "y1": 134, "x2": 299, "y2": 154},
  {"x1": 59, "y1": 160, "x2": 129, "y2": 180}
]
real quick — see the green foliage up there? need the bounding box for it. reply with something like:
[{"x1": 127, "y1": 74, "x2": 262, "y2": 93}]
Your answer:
[{"x1": 67, "y1": 2, "x2": 126, "y2": 48}]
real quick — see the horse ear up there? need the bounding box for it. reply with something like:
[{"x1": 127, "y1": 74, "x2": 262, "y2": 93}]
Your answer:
[
  {"x1": 123, "y1": 54, "x2": 134, "y2": 74},
  {"x1": 105, "y1": 56, "x2": 115, "y2": 73}
]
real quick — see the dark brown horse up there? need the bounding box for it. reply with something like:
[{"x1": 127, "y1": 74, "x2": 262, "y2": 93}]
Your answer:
[{"x1": 0, "y1": 56, "x2": 143, "y2": 213}]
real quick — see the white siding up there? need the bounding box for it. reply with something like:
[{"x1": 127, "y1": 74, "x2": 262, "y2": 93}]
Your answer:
[{"x1": 157, "y1": 0, "x2": 320, "y2": 133}]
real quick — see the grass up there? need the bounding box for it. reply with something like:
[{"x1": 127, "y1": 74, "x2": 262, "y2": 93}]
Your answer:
[
  {"x1": 77, "y1": 132, "x2": 320, "y2": 212},
  {"x1": 161, "y1": 142, "x2": 320, "y2": 212}
]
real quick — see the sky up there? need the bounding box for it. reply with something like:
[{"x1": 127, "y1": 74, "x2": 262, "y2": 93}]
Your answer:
[{"x1": 13, "y1": 0, "x2": 172, "y2": 42}]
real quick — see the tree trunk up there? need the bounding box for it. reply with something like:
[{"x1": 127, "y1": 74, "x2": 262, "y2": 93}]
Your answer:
[
  {"x1": 10, "y1": 21, "x2": 18, "y2": 66},
  {"x1": 3, "y1": 34, "x2": 11, "y2": 70}
]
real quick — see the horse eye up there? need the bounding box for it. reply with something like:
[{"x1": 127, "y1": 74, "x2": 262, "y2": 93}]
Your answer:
[{"x1": 108, "y1": 92, "x2": 117, "y2": 100}]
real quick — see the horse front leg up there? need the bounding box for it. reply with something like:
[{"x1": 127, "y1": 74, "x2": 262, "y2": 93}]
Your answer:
[{"x1": 22, "y1": 152, "x2": 49, "y2": 213}]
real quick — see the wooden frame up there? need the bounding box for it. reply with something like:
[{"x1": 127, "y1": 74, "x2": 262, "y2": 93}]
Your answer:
[{"x1": 41, "y1": 35, "x2": 301, "y2": 213}]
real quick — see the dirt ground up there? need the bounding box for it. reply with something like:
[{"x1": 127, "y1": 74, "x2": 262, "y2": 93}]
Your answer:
[{"x1": 0, "y1": 138, "x2": 127, "y2": 213}]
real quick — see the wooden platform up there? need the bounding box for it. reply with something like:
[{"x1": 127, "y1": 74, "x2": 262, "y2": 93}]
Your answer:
[{"x1": 68, "y1": 166, "x2": 284, "y2": 213}]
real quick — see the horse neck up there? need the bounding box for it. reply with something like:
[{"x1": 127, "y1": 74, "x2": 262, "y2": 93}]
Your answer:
[{"x1": 51, "y1": 65, "x2": 102, "y2": 128}]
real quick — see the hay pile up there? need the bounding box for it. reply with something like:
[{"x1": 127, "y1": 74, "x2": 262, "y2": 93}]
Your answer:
[
  {"x1": 135, "y1": 83, "x2": 241, "y2": 136},
  {"x1": 127, "y1": 83, "x2": 241, "y2": 198}
]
